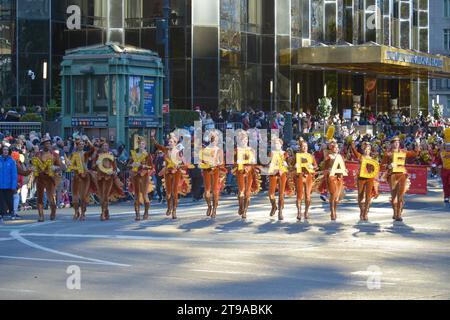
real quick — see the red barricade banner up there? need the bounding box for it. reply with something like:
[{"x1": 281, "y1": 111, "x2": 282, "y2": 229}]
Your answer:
[{"x1": 343, "y1": 161, "x2": 428, "y2": 195}]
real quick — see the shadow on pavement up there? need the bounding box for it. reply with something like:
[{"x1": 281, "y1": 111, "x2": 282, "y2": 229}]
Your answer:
[
  {"x1": 315, "y1": 222, "x2": 345, "y2": 235},
  {"x1": 352, "y1": 221, "x2": 381, "y2": 237},
  {"x1": 186, "y1": 259, "x2": 349, "y2": 299},
  {"x1": 255, "y1": 220, "x2": 288, "y2": 234},
  {"x1": 129, "y1": 218, "x2": 179, "y2": 231},
  {"x1": 284, "y1": 221, "x2": 313, "y2": 234},
  {"x1": 214, "y1": 219, "x2": 254, "y2": 233},
  {"x1": 178, "y1": 218, "x2": 217, "y2": 232},
  {"x1": 385, "y1": 221, "x2": 432, "y2": 239}
]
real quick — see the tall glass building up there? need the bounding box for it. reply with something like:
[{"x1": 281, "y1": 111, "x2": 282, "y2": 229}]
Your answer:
[{"x1": 1, "y1": 0, "x2": 449, "y2": 117}]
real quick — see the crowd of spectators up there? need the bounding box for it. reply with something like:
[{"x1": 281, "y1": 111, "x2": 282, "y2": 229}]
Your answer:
[
  {"x1": 0, "y1": 105, "x2": 46, "y2": 122},
  {"x1": 193, "y1": 106, "x2": 449, "y2": 138}
]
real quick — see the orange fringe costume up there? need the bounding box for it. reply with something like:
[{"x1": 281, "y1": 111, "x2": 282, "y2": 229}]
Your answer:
[
  {"x1": 199, "y1": 144, "x2": 227, "y2": 219},
  {"x1": 68, "y1": 139, "x2": 97, "y2": 221},
  {"x1": 315, "y1": 145, "x2": 346, "y2": 221},
  {"x1": 128, "y1": 149, "x2": 155, "y2": 221},
  {"x1": 232, "y1": 146, "x2": 262, "y2": 219},
  {"x1": 32, "y1": 146, "x2": 62, "y2": 222},
  {"x1": 92, "y1": 150, "x2": 125, "y2": 221},
  {"x1": 350, "y1": 142, "x2": 379, "y2": 221},
  {"x1": 267, "y1": 147, "x2": 289, "y2": 221},
  {"x1": 291, "y1": 150, "x2": 317, "y2": 221},
  {"x1": 439, "y1": 149, "x2": 450, "y2": 201},
  {"x1": 438, "y1": 128, "x2": 450, "y2": 202},
  {"x1": 381, "y1": 139, "x2": 419, "y2": 221},
  {"x1": 152, "y1": 138, "x2": 192, "y2": 220}
]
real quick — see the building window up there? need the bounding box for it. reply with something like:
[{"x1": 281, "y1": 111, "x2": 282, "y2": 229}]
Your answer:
[
  {"x1": 111, "y1": 76, "x2": 117, "y2": 116},
  {"x1": 73, "y1": 77, "x2": 89, "y2": 114},
  {"x1": 445, "y1": 0, "x2": 450, "y2": 17},
  {"x1": 93, "y1": 76, "x2": 109, "y2": 113},
  {"x1": 65, "y1": 77, "x2": 71, "y2": 114},
  {"x1": 248, "y1": 0, "x2": 261, "y2": 27},
  {"x1": 445, "y1": 29, "x2": 450, "y2": 50}
]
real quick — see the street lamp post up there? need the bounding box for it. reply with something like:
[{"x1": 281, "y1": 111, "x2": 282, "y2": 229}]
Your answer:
[
  {"x1": 27, "y1": 70, "x2": 36, "y2": 108},
  {"x1": 163, "y1": 0, "x2": 170, "y2": 137},
  {"x1": 296, "y1": 82, "x2": 301, "y2": 134},
  {"x1": 270, "y1": 80, "x2": 274, "y2": 127},
  {"x1": 323, "y1": 83, "x2": 327, "y2": 137},
  {"x1": 270, "y1": 80, "x2": 274, "y2": 112},
  {"x1": 43, "y1": 61, "x2": 48, "y2": 134}
]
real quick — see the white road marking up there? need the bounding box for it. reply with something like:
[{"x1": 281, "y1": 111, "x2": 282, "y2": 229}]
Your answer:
[
  {"x1": 15, "y1": 229, "x2": 450, "y2": 251},
  {"x1": 351, "y1": 270, "x2": 383, "y2": 276},
  {"x1": 0, "y1": 221, "x2": 55, "y2": 230},
  {"x1": 10, "y1": 230, "x2": 130, "y2": 267},
  {"x1": 18, "y1": 232, "x2": 318, "y2": 246},
  {"x1": 0, "y1": 255, "x2": 126, "y2": 266},
  {"x1": 191, "y1": 269, "x2": 260, "y2": 276},
  {"x1": 0, "y1": 288, "x2": 36, "y2": 294}
]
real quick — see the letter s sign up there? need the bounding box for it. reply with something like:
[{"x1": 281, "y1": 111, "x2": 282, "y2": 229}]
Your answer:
[{"x1": 67, "y1": 5, "x2": 81, "y2": 30}]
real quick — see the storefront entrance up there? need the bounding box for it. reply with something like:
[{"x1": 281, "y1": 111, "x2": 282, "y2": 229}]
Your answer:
[{"x1": 292, "y1": 44, "x2": 450, "y2": 118}]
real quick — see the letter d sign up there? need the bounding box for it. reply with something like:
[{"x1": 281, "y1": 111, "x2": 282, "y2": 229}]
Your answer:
[
  {"x1": 67, "y1": 5, "x2": 81, "y2": 30},
  {"x1": 66, "y1": 265, "x2": 81, "y2": 290}
]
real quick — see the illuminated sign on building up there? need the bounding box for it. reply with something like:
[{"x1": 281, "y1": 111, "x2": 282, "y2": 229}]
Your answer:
[{"x1": 385, "y1": 51, "x2": 444, "y2": 69}]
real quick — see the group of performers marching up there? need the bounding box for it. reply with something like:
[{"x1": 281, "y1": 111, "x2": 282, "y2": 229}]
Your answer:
[{"x1": 24, "y1": 128, "x2": 450, "y2": 223}]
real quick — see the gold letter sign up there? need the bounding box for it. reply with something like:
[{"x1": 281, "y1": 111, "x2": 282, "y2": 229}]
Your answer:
[
  {"x1": 330, "y1": 155, "x2": 348, "y2": 176},
  {"x1": 360, "y1": 158, "x2": 380, "y2": 179},
  {"x1": 296, "y1": 153, "x2": 314, "y2": 174},
  {"x1": 392, "y1": 152, "x2": 406, "y2": 173}
]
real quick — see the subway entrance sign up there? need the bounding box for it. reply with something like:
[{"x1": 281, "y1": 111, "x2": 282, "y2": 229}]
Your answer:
[
  {"x1": 71, "y1": 117, "x2": 108, "y2": 127},
  {"x1": 128, "y1": 117, "x2": 160, "y2": 128}
]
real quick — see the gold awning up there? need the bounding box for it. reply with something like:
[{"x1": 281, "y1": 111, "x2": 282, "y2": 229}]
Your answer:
[{"x1": 291, "y1": 45, "x2": 450, "y2": 79}]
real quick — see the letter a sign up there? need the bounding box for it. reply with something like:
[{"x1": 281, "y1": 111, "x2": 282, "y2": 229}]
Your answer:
[
  {"x1": 67, "y1": 5, "x2": 81, "y2": 30},
  {"x1": 330, "y1": 154, "x2": 348, "y2": 177}
]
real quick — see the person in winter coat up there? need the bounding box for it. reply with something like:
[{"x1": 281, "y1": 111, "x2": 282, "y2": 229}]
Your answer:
[{"x1": 0, "y1": 146, "x2": 18, "y2": 222}]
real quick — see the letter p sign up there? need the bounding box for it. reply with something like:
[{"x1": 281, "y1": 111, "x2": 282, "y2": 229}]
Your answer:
[{"x1": 67, "y1": 5, "x2": 81, "y2": 30}]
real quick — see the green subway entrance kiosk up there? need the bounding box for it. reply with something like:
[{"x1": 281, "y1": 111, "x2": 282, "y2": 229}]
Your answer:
[{"x1": 61, "y1": 43, "x2": 164, "y2": 149}]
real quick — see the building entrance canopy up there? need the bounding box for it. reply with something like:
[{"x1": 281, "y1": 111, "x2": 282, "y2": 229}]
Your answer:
[{"x1": 292, "y1": 45, "x2": 450, "y2": 79}]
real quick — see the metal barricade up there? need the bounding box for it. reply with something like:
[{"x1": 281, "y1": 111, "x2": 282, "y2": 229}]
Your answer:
[
  {"x1": 0, "y1": 122, "x2": 42, "y2": 136},
  {"x1": 64, "y1": 172, "x2": 73, "y2": 194},
  {"x1": 118, "y1": 169, "x2": 134, "y2": 201},
  {"x1": 212, "y1": 122, "x2": 243, "y2": 133}
]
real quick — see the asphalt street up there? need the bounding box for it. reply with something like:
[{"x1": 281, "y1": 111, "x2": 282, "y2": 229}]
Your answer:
[{"x1": 0, "y1": 179, "x2": 449, "y2": 300}]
